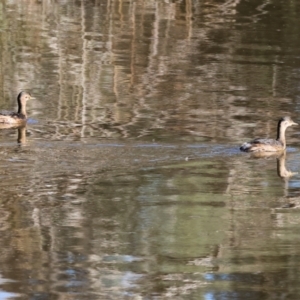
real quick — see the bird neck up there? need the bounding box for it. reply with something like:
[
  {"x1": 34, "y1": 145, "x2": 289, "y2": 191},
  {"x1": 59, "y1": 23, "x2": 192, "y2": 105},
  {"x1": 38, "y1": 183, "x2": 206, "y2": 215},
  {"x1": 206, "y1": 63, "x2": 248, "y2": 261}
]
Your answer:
[
  {"x1": 17, "y1": 100, "x2": 27, "y2": 117},
  {"x1": 276, "y1": 122, "x2": 286, "y2": 148}
]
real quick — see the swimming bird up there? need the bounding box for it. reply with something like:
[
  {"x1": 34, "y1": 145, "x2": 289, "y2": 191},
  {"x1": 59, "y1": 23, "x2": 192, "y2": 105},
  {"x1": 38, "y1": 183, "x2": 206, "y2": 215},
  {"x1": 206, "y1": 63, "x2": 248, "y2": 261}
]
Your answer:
[
  {"x1": 0, "y1": 91, "x2": 32, "y2": 125},
  {"x1": 240, "y1": 116, "x2": 298, "y2": 152}
]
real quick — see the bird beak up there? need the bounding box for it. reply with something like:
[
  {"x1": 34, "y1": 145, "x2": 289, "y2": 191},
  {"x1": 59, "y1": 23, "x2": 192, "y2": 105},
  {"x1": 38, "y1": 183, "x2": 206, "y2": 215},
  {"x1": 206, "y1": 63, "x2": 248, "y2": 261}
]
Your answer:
[{"x1": 292, "y1": 121, "x2": 298, "y2": 126}]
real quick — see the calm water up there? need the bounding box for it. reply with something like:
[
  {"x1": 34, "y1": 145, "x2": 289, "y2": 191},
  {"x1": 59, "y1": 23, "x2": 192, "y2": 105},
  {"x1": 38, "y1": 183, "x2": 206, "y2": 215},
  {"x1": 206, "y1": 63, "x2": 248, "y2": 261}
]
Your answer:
[{"x1": 1, "y1": 0, "x2": 300, "y2": 299}]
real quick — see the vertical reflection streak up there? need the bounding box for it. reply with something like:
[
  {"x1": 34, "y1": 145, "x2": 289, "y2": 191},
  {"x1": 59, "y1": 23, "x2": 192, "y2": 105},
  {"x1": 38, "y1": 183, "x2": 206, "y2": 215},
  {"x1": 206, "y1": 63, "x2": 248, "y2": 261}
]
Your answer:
[
  {"x1": 80, "y1": 0, "x2": 87, "y2": 138},
  {"x1": 110, "y1": 0, "x2": 118, "y2": 103},
  {"x1": 130, "y1": 2, "x2": 136, "y2": 91},
  {"x1": 272, "y1": 58, "x2": 278, "y2": 97},
  {"x1": 186, "y1": 0, "x2": 193, "y2": 40}
]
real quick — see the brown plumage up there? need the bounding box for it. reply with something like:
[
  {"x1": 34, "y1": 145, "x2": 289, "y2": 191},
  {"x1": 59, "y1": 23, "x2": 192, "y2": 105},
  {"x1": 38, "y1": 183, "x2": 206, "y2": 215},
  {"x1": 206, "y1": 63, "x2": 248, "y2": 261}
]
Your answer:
[
  {"x1": 0, "y1": 91, "x2": 32, "y2": 125},
  {"x1": 240, "y1": 116, "x2": 298, "y2": 152}
]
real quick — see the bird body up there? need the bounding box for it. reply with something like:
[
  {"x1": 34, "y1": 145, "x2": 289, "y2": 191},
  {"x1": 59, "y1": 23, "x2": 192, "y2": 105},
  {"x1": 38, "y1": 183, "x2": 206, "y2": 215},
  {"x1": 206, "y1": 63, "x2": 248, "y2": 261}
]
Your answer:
[
  {"x1": 0, "y1": 91, "x2": 32, "y2": 125},
  {"x1": 240, "y1": 117, "x2": 297, "y2": 152}
]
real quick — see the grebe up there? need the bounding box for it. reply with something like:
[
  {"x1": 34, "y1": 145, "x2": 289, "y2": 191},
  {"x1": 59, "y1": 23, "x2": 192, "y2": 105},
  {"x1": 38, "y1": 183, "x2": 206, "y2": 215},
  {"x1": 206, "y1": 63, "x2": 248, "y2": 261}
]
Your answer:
[
  {"x1": 0, "y1": 91, "x2": 32, "y2": 125},
  {"x1": 240, "y1": 116, "x2": 298, "y2": 152}
]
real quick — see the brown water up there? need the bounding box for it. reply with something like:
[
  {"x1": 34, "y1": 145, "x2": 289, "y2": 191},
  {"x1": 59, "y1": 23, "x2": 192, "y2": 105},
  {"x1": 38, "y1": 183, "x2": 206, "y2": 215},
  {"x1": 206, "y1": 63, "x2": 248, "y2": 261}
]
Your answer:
[{"x1": 1, "y1": 0, "x2": 300, "y2": 299}]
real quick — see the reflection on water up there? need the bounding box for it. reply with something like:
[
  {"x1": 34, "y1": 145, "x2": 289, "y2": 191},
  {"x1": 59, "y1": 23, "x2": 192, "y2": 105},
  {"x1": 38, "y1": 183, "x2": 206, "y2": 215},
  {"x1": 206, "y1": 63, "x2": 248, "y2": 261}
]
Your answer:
[
  {"x1": 276, "y1": 151, "x2": 298, "y2": 179},
  {"x1": 0, "y1": 137, "x2": 300, "y2": 299},
  {"x1": 0, "y1": 0, "x2": 300, "y2": 299}
]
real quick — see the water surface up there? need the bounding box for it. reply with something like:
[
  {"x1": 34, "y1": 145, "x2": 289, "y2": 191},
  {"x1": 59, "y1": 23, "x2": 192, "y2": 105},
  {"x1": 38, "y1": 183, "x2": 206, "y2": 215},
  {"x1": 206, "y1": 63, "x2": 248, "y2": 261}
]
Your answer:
[{"x1": 0, "y1": 0, "x2": 300, "y2": 299}]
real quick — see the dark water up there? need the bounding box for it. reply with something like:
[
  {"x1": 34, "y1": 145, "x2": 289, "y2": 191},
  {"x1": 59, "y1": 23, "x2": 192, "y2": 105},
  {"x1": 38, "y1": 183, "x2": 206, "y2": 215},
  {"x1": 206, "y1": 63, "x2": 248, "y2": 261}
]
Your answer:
[{"x1": 0, "y1": 0, "x2": 300, "y2": 299}]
